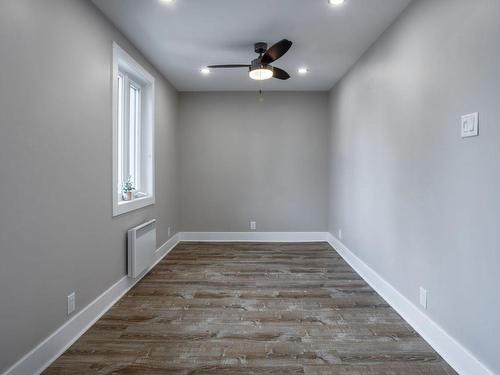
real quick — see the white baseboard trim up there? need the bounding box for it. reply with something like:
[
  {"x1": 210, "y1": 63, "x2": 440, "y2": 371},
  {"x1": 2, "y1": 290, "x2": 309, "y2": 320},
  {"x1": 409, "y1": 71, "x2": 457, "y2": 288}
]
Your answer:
[
  {"x1": 3, "y1": 234, "x2": 180, "y2": 375},
  {"x1": 178, "y1": 231, "x2": 328, "y2": 242},
  {"x1": 325, "y1": 233, "x2": 493, "y2": 375}
]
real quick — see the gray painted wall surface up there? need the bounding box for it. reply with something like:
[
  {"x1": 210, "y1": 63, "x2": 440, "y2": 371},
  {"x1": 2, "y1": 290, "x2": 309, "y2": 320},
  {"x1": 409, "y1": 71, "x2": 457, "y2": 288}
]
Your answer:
[
  {"x1": 179, "y1": 92, "x2": 329, "y2": 232},
  {"x1": 0, "y1": 0, "x2": 178, "y2": 371},
  {"x1": 328, "y1": 0, "x2": 500, "y2": 372}
]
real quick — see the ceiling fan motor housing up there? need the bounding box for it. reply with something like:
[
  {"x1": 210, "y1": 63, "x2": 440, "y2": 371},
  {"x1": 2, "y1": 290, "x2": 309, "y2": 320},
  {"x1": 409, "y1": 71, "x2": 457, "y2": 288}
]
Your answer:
[
  {"x1": 251, "y1": 58, "x2": 271, "y2": 71},
  {"x1": 254, "y1": 42, "x2": 268, "y2": 55}
]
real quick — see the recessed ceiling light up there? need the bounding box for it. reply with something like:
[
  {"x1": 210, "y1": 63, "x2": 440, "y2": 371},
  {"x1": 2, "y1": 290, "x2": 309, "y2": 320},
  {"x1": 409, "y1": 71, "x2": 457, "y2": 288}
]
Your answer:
[
  {"x1": 298, "y1": 67, "x2": 309, "y2": 74},
  {"x1": 160, "y1": 0, "x2": 174, "y2": 4},
  {"x1": 328, "y1": 0, "x2": 345, "y2": 6},
  {"x1": 200, "y1": 68, "x2": 210, "y2": 75}
]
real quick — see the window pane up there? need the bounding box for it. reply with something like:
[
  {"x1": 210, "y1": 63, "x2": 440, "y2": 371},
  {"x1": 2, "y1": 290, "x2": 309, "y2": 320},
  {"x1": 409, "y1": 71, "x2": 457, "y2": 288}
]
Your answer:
[
  {"x1": 129, "y1": 84, "x2": 141, "y2": 191},
  {"x1": 117, "y1": 74, "x2": 124, "y2": 195}
]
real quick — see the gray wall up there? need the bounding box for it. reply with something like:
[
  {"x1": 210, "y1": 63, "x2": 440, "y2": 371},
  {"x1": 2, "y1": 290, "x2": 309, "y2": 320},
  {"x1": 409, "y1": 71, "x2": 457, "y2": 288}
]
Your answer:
[
  {"x1": 328, "y1": 0, "x2": 500, "y2": 372},
  {"x1": 179, "y1": 92, "x2": 330, "y2": 232},
  {"x1": 0, "y1": 0, "x2": 179, "y2": 372}
]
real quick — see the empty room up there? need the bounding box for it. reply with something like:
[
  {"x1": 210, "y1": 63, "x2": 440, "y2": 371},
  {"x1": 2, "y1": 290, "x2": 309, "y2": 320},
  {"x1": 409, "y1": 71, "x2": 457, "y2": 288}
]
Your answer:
[{"x1": 1, "y1": 0, "x2": 498, "y2": 374}]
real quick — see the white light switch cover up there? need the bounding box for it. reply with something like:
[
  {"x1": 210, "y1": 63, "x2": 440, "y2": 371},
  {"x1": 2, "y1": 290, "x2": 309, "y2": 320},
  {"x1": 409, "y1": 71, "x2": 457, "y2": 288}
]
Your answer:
[{"x1": 461, "y1": 112, "x2": 479, "y2": 138}]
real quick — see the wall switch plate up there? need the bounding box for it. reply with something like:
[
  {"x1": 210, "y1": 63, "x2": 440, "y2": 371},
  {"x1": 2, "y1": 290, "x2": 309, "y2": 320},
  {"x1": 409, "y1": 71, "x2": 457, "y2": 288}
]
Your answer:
[
  {"x1": 167, "y1": 227, "x2": 171, "y2": 237},
  {"x1": 250, "y1": 221, "x2": 257, "y2": 231},
  {"x1": 461, "y1": 112, "x2": 479, "y2": 138},
  {"x1": 338, "y1": 229, "x2": 342, "y2": 240},
  {"x1": 67, "y1": 292, "x2": 76, "y2": 315},
  {"x1": 419, "y1": 287, "x2": 427, "y2": 309}
]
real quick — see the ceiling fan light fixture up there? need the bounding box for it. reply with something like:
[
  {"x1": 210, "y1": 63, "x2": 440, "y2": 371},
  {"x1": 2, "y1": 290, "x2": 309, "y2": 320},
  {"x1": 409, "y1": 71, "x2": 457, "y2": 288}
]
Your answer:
[
  {"x1": 249, "y1": 59, "x2": 273, "y2": 81},
  {"x1": 249, "y1": 67, "x2": 273, "y2": 81}
]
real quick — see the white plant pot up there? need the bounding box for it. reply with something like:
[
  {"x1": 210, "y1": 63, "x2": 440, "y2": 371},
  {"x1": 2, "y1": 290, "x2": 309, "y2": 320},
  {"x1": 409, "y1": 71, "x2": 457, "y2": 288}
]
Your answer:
[{"x1": 122, "y1": 191, "x2": 133, "y2": 201}]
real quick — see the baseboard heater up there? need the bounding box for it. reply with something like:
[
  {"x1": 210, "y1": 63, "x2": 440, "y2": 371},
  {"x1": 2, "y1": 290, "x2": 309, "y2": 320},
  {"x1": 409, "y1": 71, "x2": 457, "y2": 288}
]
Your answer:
[{"x1": 128, "y1": 219, "x2": 156, "y2": 278}]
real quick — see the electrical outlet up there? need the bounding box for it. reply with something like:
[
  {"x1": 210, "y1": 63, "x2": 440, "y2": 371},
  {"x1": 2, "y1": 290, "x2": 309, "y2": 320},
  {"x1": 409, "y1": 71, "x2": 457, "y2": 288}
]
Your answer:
[
  {"x1": 250, "y1": 221, "x2": 257, "y2": 231},
  {"x1": 67, "y1": 292, "x2": 76, "y2": 315},
  {"x1": 167, "y1": 227, "x2": 171, "y2": 237},
  {"x1": 338, "y1": 229, "x2": 342, "y2": 240},
  {"x1": 419, "y1": 287, "x2": 427, "y2": 309}
]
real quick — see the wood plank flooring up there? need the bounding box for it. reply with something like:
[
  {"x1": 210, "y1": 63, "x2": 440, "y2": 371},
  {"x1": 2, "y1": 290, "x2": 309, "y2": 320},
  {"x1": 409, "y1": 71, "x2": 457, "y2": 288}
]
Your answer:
[{"x1": 44, "y1": 242, "x2": 456, "y2": 374}]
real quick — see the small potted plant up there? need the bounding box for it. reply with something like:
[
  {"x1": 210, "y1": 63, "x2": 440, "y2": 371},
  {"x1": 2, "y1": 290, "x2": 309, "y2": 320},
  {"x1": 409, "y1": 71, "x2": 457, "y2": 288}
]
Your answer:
[{"x1": 121, "y1": 176, "x2": 135, "y2": 201}]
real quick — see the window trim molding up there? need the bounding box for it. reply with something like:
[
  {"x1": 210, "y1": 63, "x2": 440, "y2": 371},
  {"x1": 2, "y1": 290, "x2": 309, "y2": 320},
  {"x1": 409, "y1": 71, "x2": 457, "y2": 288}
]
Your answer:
[{"x1": 112, "y1": 42, "x2": 155, "y2": 217}]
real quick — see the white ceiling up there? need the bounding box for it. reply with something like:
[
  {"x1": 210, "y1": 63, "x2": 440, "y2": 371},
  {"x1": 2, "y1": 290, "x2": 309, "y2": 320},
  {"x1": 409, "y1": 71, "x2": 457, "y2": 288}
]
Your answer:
[{"x1": 92, "y1": 0, "x2": 412, "y2": 91}]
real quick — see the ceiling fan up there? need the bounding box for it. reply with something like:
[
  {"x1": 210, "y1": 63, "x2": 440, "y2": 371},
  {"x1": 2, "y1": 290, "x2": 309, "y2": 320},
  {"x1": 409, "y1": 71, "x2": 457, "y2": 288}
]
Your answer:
[{"x1": 208, "y1": 39, "x2": 293, "y2": 81}]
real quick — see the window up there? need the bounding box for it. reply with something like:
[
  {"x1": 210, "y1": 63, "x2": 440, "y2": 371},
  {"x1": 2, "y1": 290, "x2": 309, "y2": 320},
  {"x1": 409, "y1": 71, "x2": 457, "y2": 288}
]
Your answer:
[{"x1": 112, "y1": 42, "x2": 155, "y2": 216}]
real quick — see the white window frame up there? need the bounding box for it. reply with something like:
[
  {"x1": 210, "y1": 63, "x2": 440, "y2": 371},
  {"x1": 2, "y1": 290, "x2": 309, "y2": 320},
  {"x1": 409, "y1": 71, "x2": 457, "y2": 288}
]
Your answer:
[{"x1": 112, "y1": 42, "x2": 155, "y2": 216}]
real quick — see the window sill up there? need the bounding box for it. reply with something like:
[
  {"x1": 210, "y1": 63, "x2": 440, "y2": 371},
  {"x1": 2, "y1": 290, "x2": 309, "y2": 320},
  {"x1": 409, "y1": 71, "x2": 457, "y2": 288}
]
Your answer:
[{"x1": 113, "y1": 195, "x2": 155, "y2": 217}]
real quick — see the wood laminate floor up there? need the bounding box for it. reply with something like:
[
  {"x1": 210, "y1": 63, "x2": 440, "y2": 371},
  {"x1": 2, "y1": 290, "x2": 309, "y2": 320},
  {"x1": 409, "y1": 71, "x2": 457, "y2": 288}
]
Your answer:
[{"x1": 44, "y1": 242, "x2": 456, "y2": 375}]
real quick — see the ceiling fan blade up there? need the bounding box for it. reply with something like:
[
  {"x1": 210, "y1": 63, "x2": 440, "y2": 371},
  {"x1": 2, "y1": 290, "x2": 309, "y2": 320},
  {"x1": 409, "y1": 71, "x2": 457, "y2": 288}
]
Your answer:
[
  {"x1": 261, "y1": 39, "x2": 293, "y2": 64},
  {"x1": 207, "y1": 64, "x2": 250, "y2": 68},
  {"x1": 273, "y1": 67, "x2": 290, "y2": 80}
]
